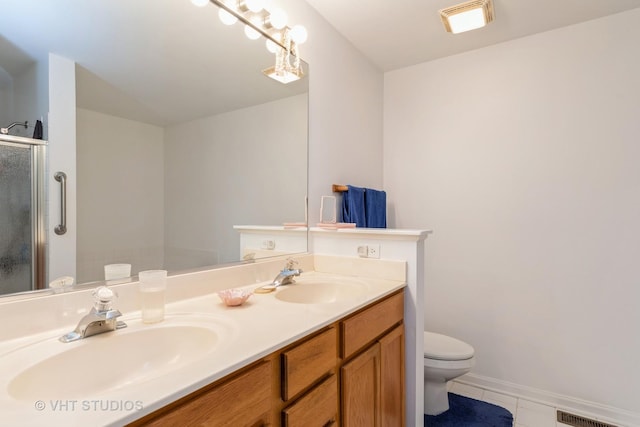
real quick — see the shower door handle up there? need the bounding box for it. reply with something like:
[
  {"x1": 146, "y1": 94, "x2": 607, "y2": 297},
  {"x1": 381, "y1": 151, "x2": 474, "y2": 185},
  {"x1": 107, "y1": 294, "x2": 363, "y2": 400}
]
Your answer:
[{"x1": 54, "y1": 172, "x2": 67, "y2": 235}]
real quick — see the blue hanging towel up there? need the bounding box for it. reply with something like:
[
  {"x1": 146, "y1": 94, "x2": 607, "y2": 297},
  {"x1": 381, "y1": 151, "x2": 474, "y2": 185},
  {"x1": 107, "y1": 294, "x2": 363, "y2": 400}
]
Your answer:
[
  {"x1": 342, "y1": 185, "x2": 366, "y2": 227},
  {"x1": 365, "y1": 188, "x2": 387, "y2": 228}
]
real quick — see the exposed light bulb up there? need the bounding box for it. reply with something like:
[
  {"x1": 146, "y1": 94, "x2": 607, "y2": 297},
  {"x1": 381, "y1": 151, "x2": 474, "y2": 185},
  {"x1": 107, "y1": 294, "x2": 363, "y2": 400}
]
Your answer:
[
  {"x1": 218, "y1": 8, "x2": 238, "y2": 25},
  {"x1": 265, "y1": 36, "x2": 280, "y2": 53},
  {"x1": 244, "y1": 20, "x2": 262, "y2": 40},
  {"x1": 244, "y1": 0, "x2": 264, "y2": 12},
  {"x1": 290, "y1": 25, "x2": 308, "y2": 44},
  {"x1": 218, "y1": 0, "x2": 239, "y2": 24},
  {"x1": 268, "y1": 8, "x2": 287, "y2": 30},
  {"x1": 191, "y1": 0, "x2": 209, "y2": 6}
]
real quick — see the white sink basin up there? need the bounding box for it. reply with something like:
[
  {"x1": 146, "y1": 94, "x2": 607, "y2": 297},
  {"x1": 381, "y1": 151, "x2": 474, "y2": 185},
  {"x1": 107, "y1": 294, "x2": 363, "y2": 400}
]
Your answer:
[
  {"x1": 275, "y1": 279, "x2": 368, "y2": 304},
  {"x1": 4, "y1": 314, "x2": 233, "y2": 401}
]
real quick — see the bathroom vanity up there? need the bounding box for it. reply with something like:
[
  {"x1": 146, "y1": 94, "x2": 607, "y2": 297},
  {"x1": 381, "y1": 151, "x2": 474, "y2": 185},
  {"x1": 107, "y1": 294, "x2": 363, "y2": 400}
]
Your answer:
[
  {"x1": 0, "y1": 254, "x2": 409, "y2": 427},
  {"x1": 129, "y1": 289, "x2": 405, "y2": 426}
]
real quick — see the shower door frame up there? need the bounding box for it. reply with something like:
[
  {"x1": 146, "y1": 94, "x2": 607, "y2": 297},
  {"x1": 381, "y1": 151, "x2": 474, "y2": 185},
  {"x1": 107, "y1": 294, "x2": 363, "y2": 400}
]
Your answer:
[{"x1": 0, "y1": 134, "x2": 47, "y2": 291}]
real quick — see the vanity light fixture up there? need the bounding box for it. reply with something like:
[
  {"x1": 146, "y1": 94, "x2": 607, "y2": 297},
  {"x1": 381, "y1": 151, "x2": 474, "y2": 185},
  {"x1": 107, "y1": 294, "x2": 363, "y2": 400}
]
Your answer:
[
  {"x1": 262, "y1": 28, "x2": 304, "y2": 84},
  {"x1": 201, "y1": 0, "x2": 307, "y2": 84},
  {"x1": 440, "y1": 0, "x2": 494, "y2": 34}
]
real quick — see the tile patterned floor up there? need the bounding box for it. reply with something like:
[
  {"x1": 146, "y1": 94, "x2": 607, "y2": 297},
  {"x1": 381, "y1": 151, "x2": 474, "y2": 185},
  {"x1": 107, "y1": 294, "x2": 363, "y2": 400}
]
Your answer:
[{"x1": 449, "y1": 382, "x2": 575, "y2": 427}]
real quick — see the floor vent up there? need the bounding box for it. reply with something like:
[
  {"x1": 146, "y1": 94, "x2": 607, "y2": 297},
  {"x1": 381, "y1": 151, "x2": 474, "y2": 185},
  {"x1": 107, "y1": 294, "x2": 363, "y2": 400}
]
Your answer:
[{"x1": 557, "y1": 410, "x2": 617, "y2": 427}]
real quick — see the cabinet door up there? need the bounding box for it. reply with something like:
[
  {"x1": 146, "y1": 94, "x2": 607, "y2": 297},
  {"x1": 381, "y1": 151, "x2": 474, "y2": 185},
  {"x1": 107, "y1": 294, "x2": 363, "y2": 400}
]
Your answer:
[
  {"x1": 379, "y1": 325, "x2": 405, "y2": 427},
  {"x1": 282, "y1": 375, "x2": 338, "y2": 427},
  {"x1": 135, "y1": 360, "x2": 271, "y2": 427},
  {"x1": 341, "y1": 343, "x2": 381, "y2": 427}
]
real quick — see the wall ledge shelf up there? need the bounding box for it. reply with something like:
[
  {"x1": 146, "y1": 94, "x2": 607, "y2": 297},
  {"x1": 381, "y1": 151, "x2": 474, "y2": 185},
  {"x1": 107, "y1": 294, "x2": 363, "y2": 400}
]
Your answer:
[
  {"x1": 310, "y1": 227, "x2": 432, "y2": 241},
  {"x1": 233, "y1": 225, "x2": 308, "y2": 233}
]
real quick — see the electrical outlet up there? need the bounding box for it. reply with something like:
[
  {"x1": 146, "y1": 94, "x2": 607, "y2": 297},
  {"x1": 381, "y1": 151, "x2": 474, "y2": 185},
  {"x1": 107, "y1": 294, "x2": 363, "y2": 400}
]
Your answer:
[
  {"x1": 357, "y1": 245, "x2": 368, "y2": 258},
  {"x1": 261, "y1": 240, "x2": 276, "y2": 250},
  {"x1": 367, "y1": 244, "x2": 380, "y2": 259}
]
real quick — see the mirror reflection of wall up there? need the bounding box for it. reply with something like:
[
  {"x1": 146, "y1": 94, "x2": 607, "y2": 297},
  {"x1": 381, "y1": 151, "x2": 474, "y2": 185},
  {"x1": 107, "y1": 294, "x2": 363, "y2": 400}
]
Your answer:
[
  {"x1": 0, "y1": 37, "x2": 48, "y2": 139},
  {"x1": 0, "y1": 0, "x2": 309, "y2": 295},
  {"x1": 76, "y1": 93, "x2": 307, "y2": 283}
]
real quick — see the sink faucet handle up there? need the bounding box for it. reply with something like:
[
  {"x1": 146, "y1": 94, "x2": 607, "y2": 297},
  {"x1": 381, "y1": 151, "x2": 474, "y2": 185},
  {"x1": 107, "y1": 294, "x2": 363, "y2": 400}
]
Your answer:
[
  {"x1": 285, "y1": 258, "x2": 298, "y2": 270},
  {"x1": 93, "y1": 286, "x2": 116, "y2": 312}
]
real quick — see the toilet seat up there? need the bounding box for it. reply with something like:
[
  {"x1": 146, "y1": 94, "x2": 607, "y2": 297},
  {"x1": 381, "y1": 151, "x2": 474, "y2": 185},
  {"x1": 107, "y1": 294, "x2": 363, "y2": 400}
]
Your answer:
[
  {"x1": 424, "y1": 331, "x2": 474, "y2": 361},
  {"x1": 423, "y1": 331, "x2": 476, "y2": 416}
]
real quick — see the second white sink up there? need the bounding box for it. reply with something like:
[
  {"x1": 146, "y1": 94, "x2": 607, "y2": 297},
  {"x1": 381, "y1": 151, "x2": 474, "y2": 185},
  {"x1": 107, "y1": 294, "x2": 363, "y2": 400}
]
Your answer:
[{"x1": 275, "y1": 279, "x2": 367, "y2": 304}]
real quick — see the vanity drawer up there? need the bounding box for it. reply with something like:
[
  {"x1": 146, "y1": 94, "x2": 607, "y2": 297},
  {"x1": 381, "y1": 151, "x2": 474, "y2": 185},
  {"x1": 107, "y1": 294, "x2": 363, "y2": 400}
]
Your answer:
[
  {"x1": 281, "y1": 326, "x2": 337, "y2": 401},
  {"x1": 132, "y1": 359, "x2": 271, "y2": 427},
  {"x1": 341, "y1": 290, "x2": 404, "y2": 359},
  {"x1": 282, "y1": 375, "x2": 338, "y2": 427}
]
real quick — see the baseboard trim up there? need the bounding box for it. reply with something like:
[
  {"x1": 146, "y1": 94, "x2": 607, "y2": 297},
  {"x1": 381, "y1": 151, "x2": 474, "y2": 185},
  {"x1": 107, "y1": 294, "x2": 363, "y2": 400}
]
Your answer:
[{"x1": 455, "y1": 373, "x2": 640, "y2": 427}]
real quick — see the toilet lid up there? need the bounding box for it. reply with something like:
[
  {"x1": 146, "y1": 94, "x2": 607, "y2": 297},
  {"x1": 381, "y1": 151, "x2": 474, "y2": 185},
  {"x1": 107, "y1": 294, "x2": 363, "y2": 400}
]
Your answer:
[{"x1": 424, "y1": 331, "x2": 474, "y2": 361}]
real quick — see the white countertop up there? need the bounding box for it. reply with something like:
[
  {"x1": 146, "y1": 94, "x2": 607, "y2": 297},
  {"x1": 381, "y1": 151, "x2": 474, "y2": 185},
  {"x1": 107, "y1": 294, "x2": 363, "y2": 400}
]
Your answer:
[{"x1": 0, "y1": 261, "x2": 405, "y2": 427}]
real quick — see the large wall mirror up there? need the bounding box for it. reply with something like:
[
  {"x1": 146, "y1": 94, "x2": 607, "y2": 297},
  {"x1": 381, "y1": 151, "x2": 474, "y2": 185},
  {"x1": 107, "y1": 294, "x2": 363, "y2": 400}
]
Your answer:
[{"x1": 0, "y1": 0, "x2": 308, "y2": 297}]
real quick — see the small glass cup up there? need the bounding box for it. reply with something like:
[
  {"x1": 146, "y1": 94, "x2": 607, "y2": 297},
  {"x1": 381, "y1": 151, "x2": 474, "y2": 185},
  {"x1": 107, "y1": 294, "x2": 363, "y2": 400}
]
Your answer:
[
  {"x1": 138, "y1": 270, "x2": 167, "y2": 323},
  {"x1": 320, "y1": 195, "x2": 337, "y2": 224}
]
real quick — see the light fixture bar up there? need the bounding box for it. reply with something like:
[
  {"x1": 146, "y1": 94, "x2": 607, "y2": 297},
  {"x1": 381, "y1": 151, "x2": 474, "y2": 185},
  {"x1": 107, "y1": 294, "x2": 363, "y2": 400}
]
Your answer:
[
  {"x1": 209, "y1": 0, "x2": 288, "y2": 50},
  {"x1": 206, "y1": 0, "x2": 306, "y2": 84}
]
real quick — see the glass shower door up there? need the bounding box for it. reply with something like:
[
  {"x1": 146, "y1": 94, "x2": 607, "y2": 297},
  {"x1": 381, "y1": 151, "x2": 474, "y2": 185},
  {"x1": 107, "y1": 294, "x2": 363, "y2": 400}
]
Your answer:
[{"x1": 0, "y1": 136, "x2": 46, "y2": 295}]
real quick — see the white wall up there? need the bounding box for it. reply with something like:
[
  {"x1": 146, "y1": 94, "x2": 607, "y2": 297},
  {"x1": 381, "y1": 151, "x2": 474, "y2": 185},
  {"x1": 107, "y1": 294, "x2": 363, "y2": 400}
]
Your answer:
[
  {"x1": 1, "y1": 60, "x2": 48, "y2": 139},
  {"x1": 275, "y1": 0, "x2": 385, "y2": 224},
  {"x1": 13, "y1": 61, "x2": 48, "y2": 138},
  {"x1": 0, "y1": 67, "x2": 12, "y2": 126},
  {"x1": 384, "y1": 9, "x2": 640, "y2": 416},
  {"x1": 76, "y1": 108, "x2": 165, "y2": 282},
  {"x1": 164, "y1": 94, "x2": 307, "y2": 269},
  {"x1": 46, "y1": 1, "x2": 387, "y2": 283},
  {"x1": 48, "y1": 54, "x2": 76, "y2": 284}
]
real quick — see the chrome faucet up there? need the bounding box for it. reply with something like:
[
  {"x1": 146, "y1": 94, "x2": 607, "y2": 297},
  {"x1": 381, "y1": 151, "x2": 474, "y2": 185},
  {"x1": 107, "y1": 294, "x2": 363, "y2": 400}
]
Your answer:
[
  {"x1": 59, "y1": 286, "x2": 127, "y2": 343},
  {"x1": 1, "y1": 121, "x2": 28, "y2": 135},
  {"x1": 270, "y1": 258, "x2": 303, "y2": 288}
]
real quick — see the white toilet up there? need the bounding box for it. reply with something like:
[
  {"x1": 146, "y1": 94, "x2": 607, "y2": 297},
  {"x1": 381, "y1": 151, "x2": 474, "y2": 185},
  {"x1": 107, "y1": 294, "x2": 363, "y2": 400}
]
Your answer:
[{"x1": 423, "y1": 331, "x2": 475, "y2": 416}]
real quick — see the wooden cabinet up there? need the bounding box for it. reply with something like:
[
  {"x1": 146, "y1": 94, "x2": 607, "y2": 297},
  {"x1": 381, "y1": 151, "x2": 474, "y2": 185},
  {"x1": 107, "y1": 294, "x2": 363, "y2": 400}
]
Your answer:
[
  {"x1": 342, "y1": 343, "x2": 381, "y2": 427},
  {"x1": 281, "y1": 327, "x2": 337, "y2": 401},
  {"x1": 341, "y1": 325, "x2": 405, "y2": 427},
  {"x1": 130, "y1": 359, "x2": 271, "y2": 427},
  {"x1": 282, "y1": 375, "x2": 338, "y2": 427},
  {"x1": 379, "y1": 325, "x2": 405, "y2": 427},
  {"x1": 280, "y1": 327, "x2": 338, "y2": 426},
  {"x1": 341, "y1": 291, "x2": 404, "y2": 359},
  {"x1": 128, "y1": 289, "x2": 404, "y2": 427},
  {"x1": 341, "y1": 291, "x2": 405, "y2": 427}
]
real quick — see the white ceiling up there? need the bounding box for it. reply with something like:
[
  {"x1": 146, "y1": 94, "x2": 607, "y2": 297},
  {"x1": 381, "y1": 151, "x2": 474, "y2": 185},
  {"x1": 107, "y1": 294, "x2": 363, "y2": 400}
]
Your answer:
[
  {"x1": 1, "y1": 0, "x2": 307, "y2": 126},
  {"x1": 303, "y1": 0, "x2": 640, "y2": 71},
  {"x1": 2, "y1": 0, "x2": 640, "y2": 126}
]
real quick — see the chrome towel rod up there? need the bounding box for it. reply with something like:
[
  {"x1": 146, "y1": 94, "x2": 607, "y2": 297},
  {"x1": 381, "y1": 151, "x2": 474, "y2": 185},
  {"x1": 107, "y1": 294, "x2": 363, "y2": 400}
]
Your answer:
[{"x1": 54, "y1": 172, "x2": 67, "y2": 235}]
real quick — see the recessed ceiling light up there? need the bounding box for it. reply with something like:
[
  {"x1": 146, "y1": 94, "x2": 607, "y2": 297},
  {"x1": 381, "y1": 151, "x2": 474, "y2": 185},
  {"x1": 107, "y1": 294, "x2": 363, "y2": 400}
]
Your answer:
[{"x1": 440, "y1": 0, "x2": 495, "y2": 34}]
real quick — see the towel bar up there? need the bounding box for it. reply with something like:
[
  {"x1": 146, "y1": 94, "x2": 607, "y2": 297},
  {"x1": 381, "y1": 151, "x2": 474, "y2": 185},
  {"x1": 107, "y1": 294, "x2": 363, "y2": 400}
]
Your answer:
[
  {"x1": 332, "y1": 184, "x2": 348, "y2": 192},
  {"x1": 54, "y1": 171, "x2": 67, "y2": 235}
]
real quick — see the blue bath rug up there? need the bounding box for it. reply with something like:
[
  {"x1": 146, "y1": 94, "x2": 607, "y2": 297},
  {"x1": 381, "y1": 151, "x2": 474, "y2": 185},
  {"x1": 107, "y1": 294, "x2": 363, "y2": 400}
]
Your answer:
[{"x1": 424, "y1": 393, "x2": 513, "y2": 427}]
